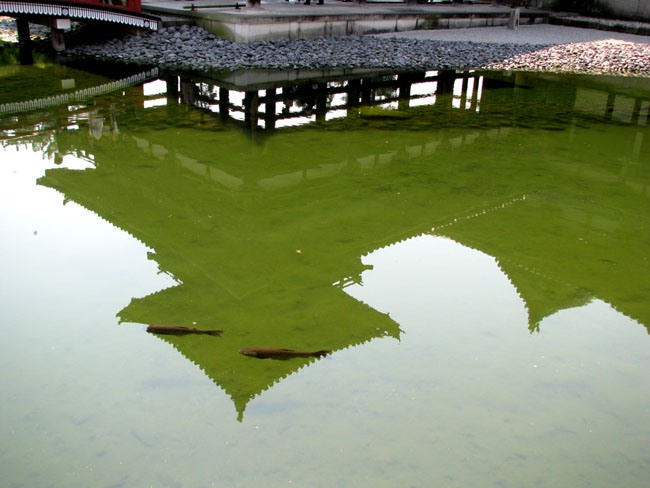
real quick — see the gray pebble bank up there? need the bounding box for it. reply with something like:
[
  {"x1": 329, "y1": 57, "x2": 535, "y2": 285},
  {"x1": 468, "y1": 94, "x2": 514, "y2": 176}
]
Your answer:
[
  {"x1": 489, "y1": 39, "x2": 650, "y2": 76},
  {"x1": 63, "y1": 24, "x2": 650, "y2": 76},
  {"x1": 65, "y1": 25, "x2": 550, "y2": 73}
]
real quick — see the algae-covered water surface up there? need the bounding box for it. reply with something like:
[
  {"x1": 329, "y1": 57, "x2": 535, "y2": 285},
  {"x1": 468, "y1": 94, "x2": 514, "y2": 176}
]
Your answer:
[{"x1": 1, "y1": 62, "x2": 649, "y2": 487}]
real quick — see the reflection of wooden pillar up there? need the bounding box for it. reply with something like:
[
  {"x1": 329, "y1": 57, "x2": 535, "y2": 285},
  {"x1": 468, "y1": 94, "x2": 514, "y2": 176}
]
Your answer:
[
  {"x1": 347, "y1": 79, "x2": 361, "y2": 110},
  {"x1": 316, "y1": 83, "x2": 327, "y2": 122},
  {"x1": 469, "y1": 76, "x2": 479, "y2": 110},
  {"x1": 398, "y1": 73, "x2": 413, "y2": 111},
  {"x1": 361, "y1": 78, "x2": 372, "y2": 105},
  {"x1": 16, "y1": 19, "x2": 33, "y2": 65},
  {"x1": 459, "y1": 76, "x2": 468, "y2": 109},
  {"x1": 244, "y1": 91, "x2": 259, "y2": 131},
  {"x1": 50, "y1": 18, "x2": 70, "y2": 52},
  {"x1": 180, "y1": 79, "x2": 196, "y2": 105},
  {"x1": 265, "y1": 88, "x2": 276, "y2": 130},
  {"x1": 605, "y1": 93, "x2": 615, "y2": 120},
  {"x1": 437, "y1": 70, "x2": 455, "y2": 95},
  {"x1": 631, "y1": 98, "x2": 642, "y2": 125},
  {"x1": 51, "y1": 29, "x2": 65, "y2": 52},
  {"x1": 219, "y1": 88, "x2": 229, "y2": 119},
  {"x1": 166, "y1": 76, "x2": 179, "y2": 102}
]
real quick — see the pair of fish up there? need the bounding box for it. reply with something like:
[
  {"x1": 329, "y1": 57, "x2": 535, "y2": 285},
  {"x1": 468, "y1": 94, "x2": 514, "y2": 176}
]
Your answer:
[{"x1": 146, "y1": 325, "x2": 330, "y2": 360}]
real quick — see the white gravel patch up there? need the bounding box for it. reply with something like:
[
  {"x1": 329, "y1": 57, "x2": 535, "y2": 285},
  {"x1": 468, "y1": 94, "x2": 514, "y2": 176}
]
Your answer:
[{"x1": 373, "y1": 24, "x2": 650, "y2": 46}]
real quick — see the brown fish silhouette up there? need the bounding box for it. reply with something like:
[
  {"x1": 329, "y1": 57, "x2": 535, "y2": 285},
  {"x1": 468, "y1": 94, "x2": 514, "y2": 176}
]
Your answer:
[
  {"x1": 146, "y1": 325, "x2": 223, "y2": 336},
  {"x1": 238, "y1": 347, "x2": 331, "y2": 360}
]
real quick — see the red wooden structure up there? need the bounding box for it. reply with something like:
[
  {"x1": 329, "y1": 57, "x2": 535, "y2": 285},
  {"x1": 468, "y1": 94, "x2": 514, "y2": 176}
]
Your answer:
[{"x1": 0, "y1": 0, "x2": 160, "y2": 51}]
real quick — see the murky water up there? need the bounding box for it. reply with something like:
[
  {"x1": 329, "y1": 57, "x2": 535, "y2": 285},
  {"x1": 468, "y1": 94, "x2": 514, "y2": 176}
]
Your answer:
[{"x1": 1, "y1": 61, "x2": 649, "y2": 488}]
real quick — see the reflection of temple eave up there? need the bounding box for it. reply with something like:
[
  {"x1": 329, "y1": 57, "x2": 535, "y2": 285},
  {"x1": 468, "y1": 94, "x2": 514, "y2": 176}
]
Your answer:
[
  {"x1": 142, "y1": 326, "x2": 397, "y2": 423},
  {"x1": 0, "y1": 68, "x2": 159, "y2": 117},
  {"x1": 430, "y1": 194, "x2": 528, "y2": 234},
  {"x1": 231, "y1": 331, "x2": 400, "y2": 422}
]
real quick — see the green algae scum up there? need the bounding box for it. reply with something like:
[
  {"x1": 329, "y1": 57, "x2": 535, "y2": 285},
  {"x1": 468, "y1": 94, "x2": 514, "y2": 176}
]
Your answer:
[{"x1": 1, "y1": 62, "x2": 649, "y2": 487}]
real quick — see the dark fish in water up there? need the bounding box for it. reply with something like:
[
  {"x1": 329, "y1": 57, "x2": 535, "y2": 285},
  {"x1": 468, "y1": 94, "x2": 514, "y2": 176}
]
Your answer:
[
  {"x1": 238, "y1": 347, "x2": 331, "y2": 360},
  {"x1": 146, "y1": 325, "x2": 223, "y2": 336}
]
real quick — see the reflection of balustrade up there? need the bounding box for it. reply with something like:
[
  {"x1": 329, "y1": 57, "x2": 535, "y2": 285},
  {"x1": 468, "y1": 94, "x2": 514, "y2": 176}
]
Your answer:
[
  {"x1": 169, "y1": 70, "x2": 491, "y2": 132},
  {"x1": 0, "y1": 68, "x2": 158, "y2": 117}
]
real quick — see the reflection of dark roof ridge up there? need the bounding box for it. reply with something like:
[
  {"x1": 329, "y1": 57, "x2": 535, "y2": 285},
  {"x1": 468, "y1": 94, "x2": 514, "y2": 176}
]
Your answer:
[
  {"x1": 359, "y1": 194, "x2": 528, "y2": 260},
  {"x1": 431, "y1": 194, "x2": 528, "y2": 235}
]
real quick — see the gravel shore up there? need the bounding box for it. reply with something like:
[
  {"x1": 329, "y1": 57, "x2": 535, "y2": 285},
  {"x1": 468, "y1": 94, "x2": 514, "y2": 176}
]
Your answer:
[
  {"x1": 62, "y1": 24, "x2": 650, "y2": 76},
  {"x1": 65, "y1": 26, "x2": 554, "y2": 72},
  {"x1": 3, "y1": 15, "x2": 650, "y2": 77}
]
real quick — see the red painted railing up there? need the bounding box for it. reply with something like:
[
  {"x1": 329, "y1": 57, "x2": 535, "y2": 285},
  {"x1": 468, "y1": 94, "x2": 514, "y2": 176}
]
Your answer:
[{"x1": 60, "y1": 0, "x2": 142, "y2": 13}]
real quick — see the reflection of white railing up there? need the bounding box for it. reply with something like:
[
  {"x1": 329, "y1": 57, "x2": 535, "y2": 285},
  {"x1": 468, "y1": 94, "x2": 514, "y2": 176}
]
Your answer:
[
  {"x1": 0, "y1": 68, "x2": 159, "y2": 116},
  {"x1": 0, "y1": 0, "x2": 160, "y2": 30}
]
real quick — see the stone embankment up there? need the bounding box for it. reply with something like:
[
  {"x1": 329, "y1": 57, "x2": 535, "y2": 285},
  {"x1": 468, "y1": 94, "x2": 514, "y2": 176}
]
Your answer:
[{"x1": 62, "y1": 24, "x2": 650, "y2": 76}]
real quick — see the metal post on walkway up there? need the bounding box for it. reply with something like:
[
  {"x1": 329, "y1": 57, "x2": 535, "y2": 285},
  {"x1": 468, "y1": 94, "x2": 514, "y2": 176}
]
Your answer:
[{"x1": 507, "y1": 7, "x2": 520, "y2": 30}]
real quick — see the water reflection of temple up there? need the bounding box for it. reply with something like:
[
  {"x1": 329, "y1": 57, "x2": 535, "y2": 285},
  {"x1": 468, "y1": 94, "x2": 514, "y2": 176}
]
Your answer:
[
  {"x1": 159, "y1": 68, "x2": 650, "y2": 133},
  {"x1": 3, "y1": 68, "x2": 649, "y2": 419}
]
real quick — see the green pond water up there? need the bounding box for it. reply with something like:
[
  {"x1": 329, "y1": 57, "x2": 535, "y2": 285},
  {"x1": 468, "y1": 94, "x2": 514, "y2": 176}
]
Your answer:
[{"x1": 1, "y1": 61, "x2": 649, "y2": 488}]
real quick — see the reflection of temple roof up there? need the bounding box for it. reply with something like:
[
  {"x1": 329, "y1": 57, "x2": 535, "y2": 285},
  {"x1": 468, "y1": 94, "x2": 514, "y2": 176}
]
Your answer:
[
  {"x1": 125, "y1": 283, "x2": 397, "y2": 421},
  {"x1": 35, "y1": 70, "x2": 650, "y2": 418},
  {"x1": 433, "y1": 190, "x2": 650, "y2": 332}
]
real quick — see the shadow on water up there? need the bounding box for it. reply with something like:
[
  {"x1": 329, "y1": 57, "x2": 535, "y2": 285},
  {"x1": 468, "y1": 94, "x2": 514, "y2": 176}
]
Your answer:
[{"x1": 1, "y1": 65, "x2": 649, "y2": 420}]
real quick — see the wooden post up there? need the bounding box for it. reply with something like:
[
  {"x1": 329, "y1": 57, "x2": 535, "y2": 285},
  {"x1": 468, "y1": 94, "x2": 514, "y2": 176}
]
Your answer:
[
  {"x1": 50, "y1": 18, "x2": 71, "y2": 52},
  {"x1": 16, "y1": 18, "x2": 33, "y2": 65}
]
